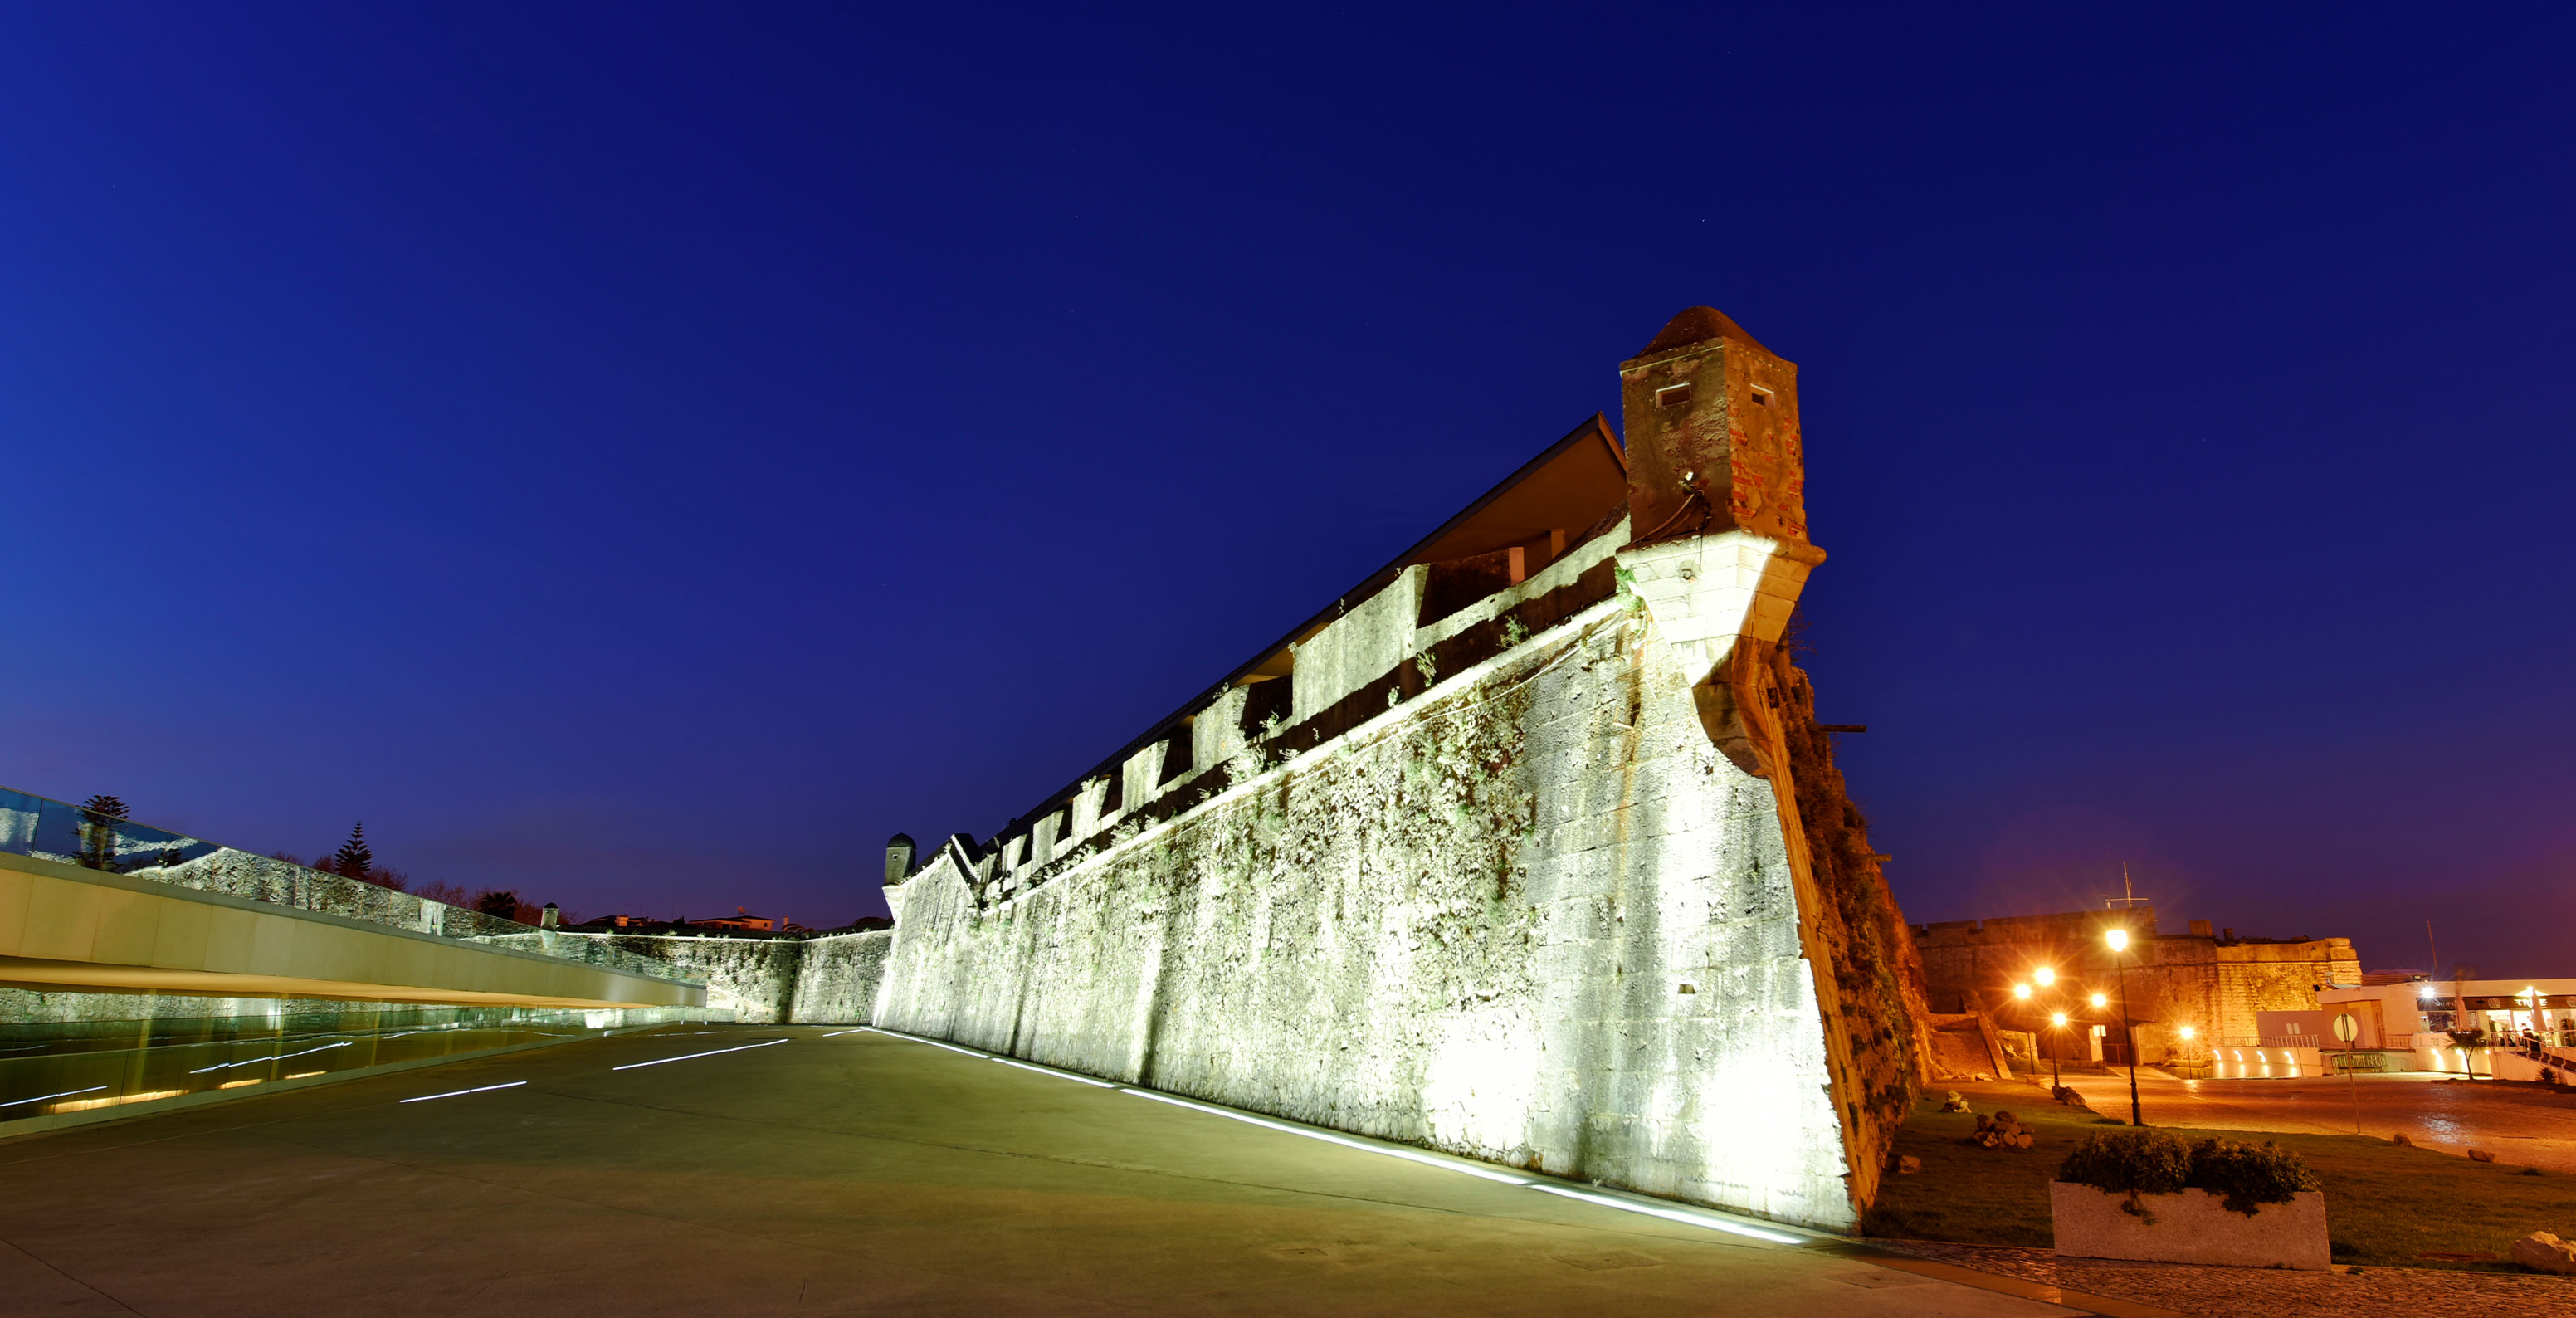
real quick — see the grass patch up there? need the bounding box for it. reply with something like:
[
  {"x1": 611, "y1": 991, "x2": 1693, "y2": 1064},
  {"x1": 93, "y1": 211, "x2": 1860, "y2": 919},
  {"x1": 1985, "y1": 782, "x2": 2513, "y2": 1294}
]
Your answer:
[{"x1": 1867, "y1": 1081, "x2": 2574, "y2": 1270}]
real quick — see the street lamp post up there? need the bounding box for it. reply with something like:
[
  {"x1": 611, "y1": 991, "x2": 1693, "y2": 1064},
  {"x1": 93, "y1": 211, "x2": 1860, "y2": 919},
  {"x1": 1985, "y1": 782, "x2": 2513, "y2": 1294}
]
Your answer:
[
  {"x1": 2107, "y1": 927, "x2": 2144, "y2": 1127},
  {"x1": 2048, "y1": 1011, "x2": 2066, "y2": 1095}
]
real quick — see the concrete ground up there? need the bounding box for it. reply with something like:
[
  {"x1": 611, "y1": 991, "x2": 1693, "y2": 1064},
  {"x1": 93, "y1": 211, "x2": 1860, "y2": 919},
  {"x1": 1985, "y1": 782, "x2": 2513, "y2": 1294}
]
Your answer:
[
  {"x1": 0, "y1": 1025, "x2": 2158, "y2": 1317},
  {"x1": 2054, "y1": 1067, "x2": 2576, "y2": 1172}
]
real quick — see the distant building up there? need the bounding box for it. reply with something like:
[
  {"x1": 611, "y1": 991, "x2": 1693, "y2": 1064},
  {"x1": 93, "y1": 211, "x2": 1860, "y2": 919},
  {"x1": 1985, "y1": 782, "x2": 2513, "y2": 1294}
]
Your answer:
[
  {"x1": 2318, "y1": 975, "x2": 2576, "y2": 1049},
  {"x1": 1912, "y1": 906, "x2": 2359, "y2": 1066},
  {"x1": 567, "y1": 910, "x2": 881, "y2": 938}
]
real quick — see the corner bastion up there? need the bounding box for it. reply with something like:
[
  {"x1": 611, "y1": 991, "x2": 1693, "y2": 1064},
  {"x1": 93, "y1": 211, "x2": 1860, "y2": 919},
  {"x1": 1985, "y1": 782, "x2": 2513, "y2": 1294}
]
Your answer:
[{"x1": 859, "y1": 307, "x2": 1928, "y2": 1232}]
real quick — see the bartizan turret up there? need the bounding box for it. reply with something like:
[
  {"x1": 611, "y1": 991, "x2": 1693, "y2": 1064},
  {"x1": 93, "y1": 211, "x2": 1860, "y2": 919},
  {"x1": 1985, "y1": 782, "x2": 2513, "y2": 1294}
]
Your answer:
[{"x1": 1614, "y1": 306, "x2": 1826, "y2": 778}]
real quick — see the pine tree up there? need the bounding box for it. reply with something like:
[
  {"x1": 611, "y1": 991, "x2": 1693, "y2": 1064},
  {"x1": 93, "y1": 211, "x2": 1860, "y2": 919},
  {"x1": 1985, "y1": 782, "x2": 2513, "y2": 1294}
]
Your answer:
[
  {"x1": 75, "y1": 794, "x2": 129, "y2": 871},
  {"x1": 330, "y1": 823, "x2": 374, "y2": 881}
]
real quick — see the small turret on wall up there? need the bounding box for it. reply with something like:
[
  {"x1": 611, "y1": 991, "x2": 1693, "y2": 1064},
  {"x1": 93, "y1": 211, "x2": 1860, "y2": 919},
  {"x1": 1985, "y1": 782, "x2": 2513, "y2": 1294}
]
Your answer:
[{"x1": 884, "y1": 833, "x2": 915, "y2": 886}]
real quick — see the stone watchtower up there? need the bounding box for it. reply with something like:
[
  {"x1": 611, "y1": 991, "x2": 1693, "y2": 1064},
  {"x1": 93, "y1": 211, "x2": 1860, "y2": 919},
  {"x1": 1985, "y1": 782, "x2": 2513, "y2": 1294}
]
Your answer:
[{"x1": 1614, "y1": 307, "x2": 1826, "y2": 779}]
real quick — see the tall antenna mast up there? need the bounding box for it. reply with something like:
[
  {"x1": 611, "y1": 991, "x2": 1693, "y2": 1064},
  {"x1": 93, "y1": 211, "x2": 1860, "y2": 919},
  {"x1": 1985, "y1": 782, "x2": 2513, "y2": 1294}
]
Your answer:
[{"x1": 2102, "y1": 861, "x2": 2150, "y2": 910}]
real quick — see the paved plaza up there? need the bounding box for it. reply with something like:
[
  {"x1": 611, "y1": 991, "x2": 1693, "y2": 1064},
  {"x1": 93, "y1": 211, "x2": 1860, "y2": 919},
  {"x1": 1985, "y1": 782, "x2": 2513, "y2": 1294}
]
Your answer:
[
  {"x1": 1, "y1": 1025, "x2": 2143, "y2": 1317},
  {"x1": 2056, "y1": 1067, "x2": 2576, "y2": 1173}
]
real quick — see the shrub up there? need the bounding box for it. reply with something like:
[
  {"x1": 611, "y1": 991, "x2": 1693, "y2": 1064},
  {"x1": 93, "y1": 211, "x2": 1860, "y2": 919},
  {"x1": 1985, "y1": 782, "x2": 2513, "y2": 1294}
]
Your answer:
[
  {"x1": 2183, "y1": 1138, "x2": 2320, "y2": 1216},
  {"x1": 2057, "y1": 1130, "x2": 2189, "y2": 1196}
]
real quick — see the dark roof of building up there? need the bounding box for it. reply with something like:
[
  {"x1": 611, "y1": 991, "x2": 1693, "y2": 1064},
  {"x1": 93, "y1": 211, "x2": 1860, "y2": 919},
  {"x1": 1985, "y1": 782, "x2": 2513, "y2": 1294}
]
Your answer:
[{"x1": 979, "y1": 412, "x2": 1632, "y2": 849}]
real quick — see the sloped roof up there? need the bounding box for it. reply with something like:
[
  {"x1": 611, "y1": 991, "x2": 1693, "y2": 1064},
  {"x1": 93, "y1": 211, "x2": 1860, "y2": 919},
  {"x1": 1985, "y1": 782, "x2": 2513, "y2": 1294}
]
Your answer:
[{"x1": 983, "y1": 413, "x2": 1631, "y2": 844}]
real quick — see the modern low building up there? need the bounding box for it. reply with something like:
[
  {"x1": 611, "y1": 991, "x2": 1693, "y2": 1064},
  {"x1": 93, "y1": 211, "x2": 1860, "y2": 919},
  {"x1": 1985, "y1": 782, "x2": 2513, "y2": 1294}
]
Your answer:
[{"x1": 2309, "y1": 974, "x2": 2576, "y2": 1075}]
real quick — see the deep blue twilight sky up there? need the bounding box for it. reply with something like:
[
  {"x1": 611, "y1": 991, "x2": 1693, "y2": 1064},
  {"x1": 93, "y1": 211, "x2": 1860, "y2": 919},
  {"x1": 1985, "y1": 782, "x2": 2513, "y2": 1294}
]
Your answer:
[{"x1": 2, "y1": 7, "x2": 2569, "y2": 974}]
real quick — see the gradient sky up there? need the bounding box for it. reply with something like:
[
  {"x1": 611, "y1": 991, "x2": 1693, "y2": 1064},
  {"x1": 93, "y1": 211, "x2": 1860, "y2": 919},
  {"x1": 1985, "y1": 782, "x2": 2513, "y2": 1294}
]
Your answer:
[{"x1": 3, "y1": 7, "x2": 2569, "y2": 976}]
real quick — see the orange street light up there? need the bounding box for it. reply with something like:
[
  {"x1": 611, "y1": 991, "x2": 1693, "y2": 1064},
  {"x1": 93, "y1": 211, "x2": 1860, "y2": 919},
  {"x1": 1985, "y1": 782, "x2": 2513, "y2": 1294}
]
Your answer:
[
  {"x1": 2106, "y1": 926, "x2": 2143, "y2": 1127},
  {"x1": 2013, "y1": 984, "x2": 2032, "y2": 1000},
  {"x1": 2034, "y1": 966, "x2": 2056, "y2": 987}
]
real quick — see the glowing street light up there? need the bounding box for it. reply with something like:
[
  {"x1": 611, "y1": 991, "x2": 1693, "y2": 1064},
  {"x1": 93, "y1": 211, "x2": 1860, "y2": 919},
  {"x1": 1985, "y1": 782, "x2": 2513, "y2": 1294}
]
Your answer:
[
  {"x1": 2013, "y1": 984, "x2": 2032, "y2": 1000},
  {"x1": 2178, "y1": 1025, "x2": 2196, "y2": 1041},
  {"x1": 2034, "y1": 966, "x2": 2056, "y2": 987},
  {"x1": 2106, "y1": 926, "x2": 2144, "y2": 1127},
  {"x1": 2090, "y1": 992, "x2": 2107, "y2": 1008}
]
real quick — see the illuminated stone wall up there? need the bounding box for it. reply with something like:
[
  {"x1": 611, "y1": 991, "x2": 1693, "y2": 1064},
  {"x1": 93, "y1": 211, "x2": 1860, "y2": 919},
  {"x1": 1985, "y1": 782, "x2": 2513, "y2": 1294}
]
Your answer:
[
  {"x1": 860, "y1": 308, "x2": 1924, "y2": 1231},
  {"x1": 510, "y1": 929, "x2": 895, "y2": 1025},
  {"x1": 787, "y1": 930, "x2": 896, "y2": 1022},
  {"x1": 1913, "y1": 910, "x2": 2362, "y2": 1058},
  {"x1": 873, "y1": 565, "x2": 1869, "y2": 1228}
]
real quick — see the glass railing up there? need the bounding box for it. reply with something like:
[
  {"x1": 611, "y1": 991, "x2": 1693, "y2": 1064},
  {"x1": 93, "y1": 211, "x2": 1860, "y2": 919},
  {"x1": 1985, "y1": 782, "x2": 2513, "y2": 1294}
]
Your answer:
[
  {"x1": 0, "y1": 786, "x2": 700, "y2": 988},
  {"x1": 0, "y1": 997, "x2": 722, "y2": 1126}
]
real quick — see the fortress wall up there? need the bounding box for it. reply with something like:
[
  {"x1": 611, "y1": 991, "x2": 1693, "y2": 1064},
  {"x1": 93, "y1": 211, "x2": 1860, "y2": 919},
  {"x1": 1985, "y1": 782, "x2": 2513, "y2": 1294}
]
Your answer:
[
  {"x1": 479, "y1": 929, "x2": 894, "y2": 1026},
  {"x1": 872, "y1": 583, "x2": 1859, "y2": 1228},
  {"x1": 1913, "y1": 911, "x2": 2362, "y2": 1057},
  {"x1": 788, "y1": 930, "x2": 896, "y2": 1023},
  {"x1": 856, "y1": 308, "x2": 1927, "y2": 1230},
  {"x1": 510, "y1": 933, "x2": 807, "y2": 1022}
]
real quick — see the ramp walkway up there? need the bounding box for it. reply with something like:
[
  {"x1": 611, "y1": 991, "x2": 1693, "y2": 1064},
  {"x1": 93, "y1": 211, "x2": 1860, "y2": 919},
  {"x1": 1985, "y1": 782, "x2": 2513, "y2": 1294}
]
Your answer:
[{"x1": 1, "y1": 787, "x2": 707, "y2": 1133}]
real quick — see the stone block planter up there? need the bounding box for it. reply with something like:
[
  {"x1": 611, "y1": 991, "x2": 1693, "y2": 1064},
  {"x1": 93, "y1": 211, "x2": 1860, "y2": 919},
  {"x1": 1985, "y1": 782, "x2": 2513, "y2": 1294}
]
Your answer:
[{"x1": 2050, "y1": 1182, "x2": 2330, "y2": 1270}]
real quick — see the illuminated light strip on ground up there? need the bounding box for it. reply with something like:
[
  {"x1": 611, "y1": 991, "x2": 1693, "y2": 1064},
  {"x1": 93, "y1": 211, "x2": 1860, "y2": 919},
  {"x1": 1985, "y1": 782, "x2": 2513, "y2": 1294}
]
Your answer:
[
  {"x1": 862, "y1": 1025, "x2": 1809, "y2": 1243},
  {"x1": 401, "y1": 1081, "x2": 529, "y2": 1103},
  {"x1": 48, "y1": 1089, "x2": 183, "y2": 1113},
  {"x1": 1119, "y1": 1089, "x2": 1534, "y2": 1184},
  {"x1": 994, "y1": 1057, "x2": 1119, "y2": 1088},
  {"x1": 611, "y1": 1038, "x2": 789, "y2": 1071},
  {"x1": 820, "y1": 1028, "x2": 867, "y2": 1037},
  {"x1": 861, "y1": 1027, "x2": 989, "y2": 1059},
  {"x1": 188, "y1": 1041, "x2": 354, "y2": 1075},
  {"x1": 1525, "y1": 1184, "x2": 1804, "y2": 1244},
  {"x1": 0, "y1": 1085, "x2": 107, "y2": 1110}
]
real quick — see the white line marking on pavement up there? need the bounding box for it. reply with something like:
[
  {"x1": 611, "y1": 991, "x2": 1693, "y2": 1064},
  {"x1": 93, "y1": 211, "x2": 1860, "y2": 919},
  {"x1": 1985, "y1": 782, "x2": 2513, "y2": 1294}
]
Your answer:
[
  {"x1": 402, "y1": 1081, "x2": 529, "y2": 1104},
  {"x1": 612, "y1": 1039, "x2": 789, "y2": 1071}
]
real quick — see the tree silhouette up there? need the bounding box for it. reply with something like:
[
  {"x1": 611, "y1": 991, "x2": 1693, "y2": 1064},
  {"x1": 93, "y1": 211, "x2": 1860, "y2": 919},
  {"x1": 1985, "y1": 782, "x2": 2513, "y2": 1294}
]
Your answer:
[
  {"x1": 74, "y1": 794, "x2": 129, "y2": 871},
  {"x1": 330, "y1": 823, "x2": 374, "y2": 880}
]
